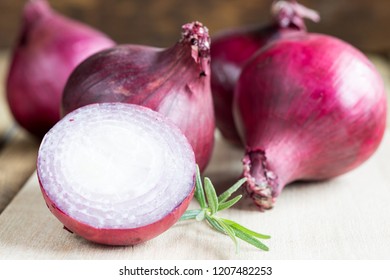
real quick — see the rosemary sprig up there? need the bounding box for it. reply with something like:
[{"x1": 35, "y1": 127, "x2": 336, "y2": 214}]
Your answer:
[{"x1": 180, "y1": 165, "x2": 270, "y2": 252}]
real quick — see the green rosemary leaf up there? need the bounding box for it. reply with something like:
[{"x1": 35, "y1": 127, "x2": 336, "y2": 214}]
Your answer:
[
  {"x1": 180, "y1": 169, "x2": 270, "y2": 253},
  {"x1": 194, "y1": 165, "x2": 207, "y2": 209},
  {"x1": 221, "y1": 218, "x2": 271, "y2": 239},
  {"x1": 214, "y1": 217, "x2": 239, "y2": 253},
  {"x1": 180, "y1": 209, "x2": 202, "y2": 221},
  {"x1": 205, "y1": 216, "x2": 225, "y2": 233},
  {"x1": 195, "y1": 209, "x2": 206, "y2": 221},
  {"x1": 232, "y1": 227, "x2": 269, "y2": 251},
  {"x1": 204, "y1": 177, "x2": 218, "y2": 215},
  {"x1": 218, "y1": 177, "x2": 247, "y2": 203},
  {"x1": 217, "y1": 195, "x2": 242, "y2": 211}
]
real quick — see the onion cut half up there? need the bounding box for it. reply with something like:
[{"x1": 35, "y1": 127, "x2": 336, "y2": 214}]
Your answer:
[{"x1": 37, "y1": 103, "x2": 196, "y2": 245}]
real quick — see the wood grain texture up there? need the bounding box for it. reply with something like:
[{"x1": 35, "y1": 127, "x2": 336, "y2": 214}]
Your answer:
[
  {"x1": 0, "y1": 129, "x2": 389, "y2": 260},
  {"x1": 1, "y1": 0, "x2": 390, "y2": 52},
  {"x1": 0, "y1": 129, "x2": 39, "y2": 213}
]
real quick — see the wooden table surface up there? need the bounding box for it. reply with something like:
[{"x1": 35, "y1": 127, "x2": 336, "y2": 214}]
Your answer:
[{"x1": 0, "y1": 50, "x2": 389, "y2": 260}]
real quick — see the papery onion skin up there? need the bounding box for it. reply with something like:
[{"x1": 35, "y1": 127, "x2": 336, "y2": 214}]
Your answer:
[
  {"x1": 234, "y1": 33, "x2": 387, "y2": 210},
  {"x1": 6, "y1": 0, "x2": 115, "y2": 138},
  {"x1": 39, "y1": 181, "x2": 194, "y2": 245},
  {"x1": 210, "y1": 0, "x2": 319, "y2": 145},
  {"x1": 62, "y1": 21, "x2": 214, "y2": 171}
]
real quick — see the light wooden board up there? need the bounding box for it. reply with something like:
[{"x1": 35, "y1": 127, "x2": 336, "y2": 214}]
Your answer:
[
  {"x1": 0, "y1": 129, "x2": 389, "y2": 260},
  {"x1": 0, "y1": 129, "x2": 39, "y2": 213}
]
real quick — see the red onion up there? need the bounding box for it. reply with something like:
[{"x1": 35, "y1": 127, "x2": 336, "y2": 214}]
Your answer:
[
  {"x1": 37, "y1": 103, "x2": 195, "y2": 245},
  {"x1": 6, "y1": 0, "x2": 115, "y2": 138},
  {"x1": 62, "y1": 21, "x2": 215, "y2": 172},
  {"x1": 234, "y1": 5, "x2": 387, "y2": 210},
  {"x1": 211, "y1": 0, "x2": 319, "y2": 145}
]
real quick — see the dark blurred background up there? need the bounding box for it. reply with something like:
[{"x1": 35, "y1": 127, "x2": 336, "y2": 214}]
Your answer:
[{"x1": 1, "y1": 0, "x2": 390, "y2": 52}]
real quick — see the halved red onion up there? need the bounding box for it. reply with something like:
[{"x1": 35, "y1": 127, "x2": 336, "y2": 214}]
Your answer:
[{"x1": 37, "y1": 103, "x2": 195, "y2": 245}]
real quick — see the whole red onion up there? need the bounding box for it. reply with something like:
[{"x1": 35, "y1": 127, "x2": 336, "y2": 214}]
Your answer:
[
  {"x1": 37, "y1": 103, "x2": 195, "y2": 245},
  {"x1": 211, "y1": 0, "x2": 319, "y2": 145},
  {"x1": 62, "y1": 21, "x2": 215, "y2": 171},
  {"x1": 234, "y1": 27, "x2": 387, "y2": 210},
  {"x1": 6, "y1": 0, "x2": 115, "y2": 138}
]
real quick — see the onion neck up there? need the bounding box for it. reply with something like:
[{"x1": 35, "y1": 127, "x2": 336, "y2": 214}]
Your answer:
[
  {"x1": 18, "y1": 0, "x2": 52, "y2": 47},
  {"x1": 180, "y1": 21, "x2": 211, "y2": 76},
  {"x1": 271, "y1": 0, "x2": 320, "y2": 31},
  {"x1": 24, "y1": 0, "x2": 52, "y2": 26},
  {"x1": 243, "y1": 149, "x2": 281, "y2": 211},
  {"x1": 155, "y1": 21, "x2": 211, "y2": 78},
  {"x1": 156, "y1": 31, "x2": 210, "y2": 85},
  {"x1": 155, "y1": 21, "x2": 210, "y2": 80}
]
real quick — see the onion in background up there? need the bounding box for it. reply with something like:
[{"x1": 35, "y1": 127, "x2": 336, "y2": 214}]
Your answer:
[{"x1": 6, "y1": 0, "x2": 115, "y2": 138}]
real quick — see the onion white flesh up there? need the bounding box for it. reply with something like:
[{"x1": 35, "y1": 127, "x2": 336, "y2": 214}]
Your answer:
[{"x1": 37, "y1": 103, "x2": 195, "y2": 245}]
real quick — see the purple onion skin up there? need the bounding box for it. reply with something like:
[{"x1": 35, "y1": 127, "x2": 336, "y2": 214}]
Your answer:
[
  {"x1": 211, "y1": 25, "x2": 302, "y2": 145},
  {"x1": 234, "y1": 33, "x2": 387, "y2": 210},
  {"x1": 6, "y1": 0, "x2": 115, "y2": 138},
  {"x1": 62, "y1": 22, "x2": 215, "y2": 172},
  {"x1": 40, "y1": 182, "x2": 194, "y2": 245}
]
